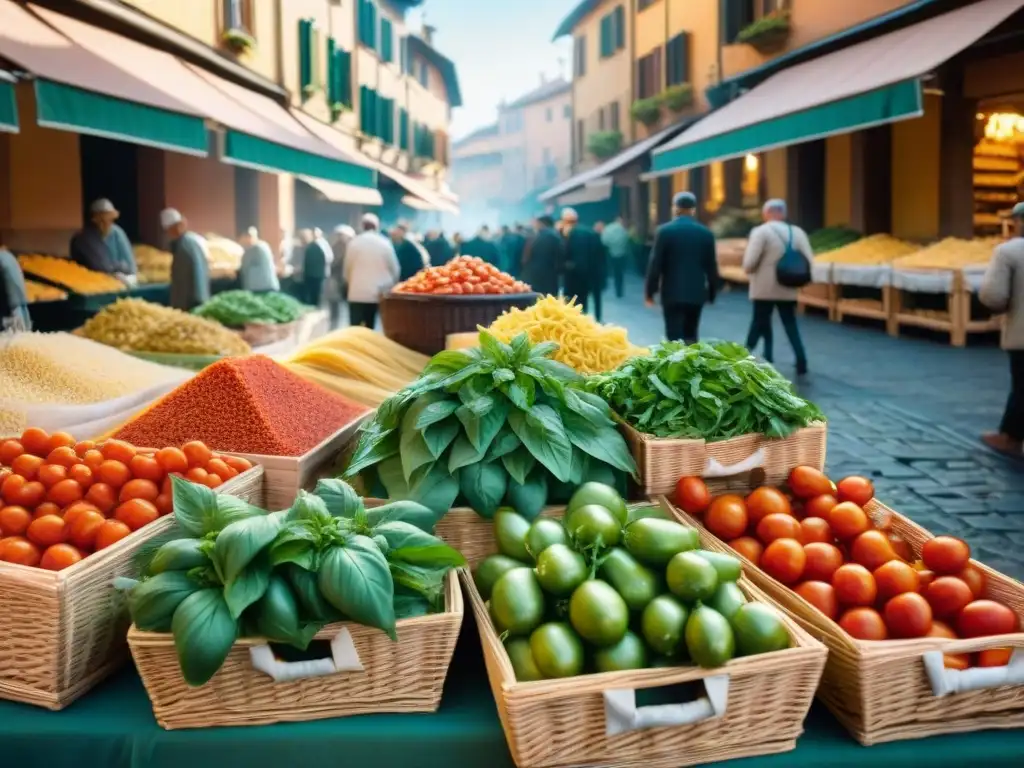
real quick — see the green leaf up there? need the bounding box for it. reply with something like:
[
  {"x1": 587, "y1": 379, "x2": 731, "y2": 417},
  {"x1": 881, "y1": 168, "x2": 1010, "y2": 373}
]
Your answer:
[
  {"x1": 313, "y1": 479, "x2": 363, "y2": 518},
  {"x1": 366, "y1": 500, "x2": 439, "y2": 531},
  {"x1": 561, "y1": 409, "x2": 638, "y2": 476},
  {"x1": 283, "y1": 563, "x2": 340, "y2": 623},
  {"x1": 423, "y1": 417, "x2": 460, "y2": 459},
  {"x1": 423, "y1": 349, "x2": 476, "y2": 375},
  {"x1": 485, "y1": 426, "x2": 521, "y2": 461},
  {"x1": 501, "y1": 445, "x2": 536, "y2": 485},
  {"x1": 504, "y1": 372, "x2": 536, "y2": 411},
  {"x1": 563, "y1": 388, "x2": 616, "y2": 428},
  {"x1": 215, "y1": 512, "x2": 284, "y2": 584},
  {"x1": 147, "y1": 538, "x2": 207, "y2": 576},
  {"x1": 528, "y1": 340, "x2": 559, "y2": 360},
  {"x1": 505, "y1": 466, "x2": 549, "y2": 521},
  {"x1": 287, "y1": 490, "x2": 333, "y2": 523},
  {"x1": 492, "y1": 367, "x2": 515, "y2": 385},
  {"x1": 394, "y1": 591, "x2": 432, "y2": 619},
  {"x1": 172, "y1": 589, "x2": 238, "y2": 686},
  {"x1": 374, "y1": 521, "x2": 465, "y2": 567},
  {"x1": 268, "y1": 524, "x2": 318, "y2": 570},
  {"x1": 128, "y1": 570, "x2": 199, "y2": 632},
  {"x1": 478, "y1": 330, "x2": 512, "y2": 365},
  {"x1": 318, "y1": 537, "x2": 396, "y2": 638},
  {"x1": 378, "y1": 455, "x2": 410, "y2": 498},
  {"x1": 171, "y1": 476, "x2": 217, "y2": 537},
  {"x1": 509, "y1": 333, "x2": 531, "y2": 364},
  {"x1": 448, "y1": 434, "x2": 486, "y2": 473},
  {"x1": 400, "y1": 428, "x2": 436, "y2": 483},
  {"x1": 507, "y1": 405, "x2": 574, "y2": 483},
  {"x1": 408, "y1": 392, "x2": 461, "y2": 430},
  {"x1": 456, "y1": 396, "x2": 509, "y2": 454},
  {"x1": 459, "y1": 461, "x2": 508, "y2": 518},
  {"x1": 224, "y1": 550, "x2": 272, "y2": 619},
  {"x1": 345, "y1": 426, "x2": 399, "y2": 477},
  {"x1": 255, "y1": 574, "x2": 323, "y2": 649},
  {"x1": 390, "y1": 561, "x2": 448, "y2": 606}
]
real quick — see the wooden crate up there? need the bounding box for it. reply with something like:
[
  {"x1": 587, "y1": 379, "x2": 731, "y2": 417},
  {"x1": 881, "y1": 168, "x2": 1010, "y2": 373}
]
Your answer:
[
  {"x1": 130, "y1": 571, "x2": 462, "y2": 729},
  {"x1": 797, "y1": 283, "x2": 837, "y2": 320},
  {"x1": 226, "y1": 412, "x2": 372, "y2": 510},
  {"x1": 835, "y1": 285, "x2": 895, "y2": 326},
  {"x1": 0, "y1": 463, "x2": 263, "y2": 709},
  {"x1": 463, "y1": 568, "x2": 826, "y2": 768},
  {"x1": 891, "y1": 270, "x2": 1002, "y2": 347}
]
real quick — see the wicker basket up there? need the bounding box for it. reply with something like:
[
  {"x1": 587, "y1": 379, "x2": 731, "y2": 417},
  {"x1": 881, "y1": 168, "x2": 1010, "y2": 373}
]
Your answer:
[
  {"x1": 380, "y1": 291, "x2": 539, "y2": 355},
  {"x1": 463, "y1": 568, "x2": 826, "y2": 768},
  {"x1": 622, "y1": 421, "x2": 827, "y2": 497},
  {"x1": 128, "y1": 570, "x2": 463, "y2": 729},
  {"x1": 666, "y1": 496, "x2": 1024, "y2": 745},
  {"x1": 0, "y1": 463, "x2": 264, "y2": 710}
]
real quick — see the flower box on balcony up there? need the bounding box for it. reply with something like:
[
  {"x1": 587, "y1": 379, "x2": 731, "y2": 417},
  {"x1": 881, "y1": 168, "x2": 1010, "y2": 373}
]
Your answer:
[{"x1": 736, "y1": 12, "x2": 791, "y2": 54}]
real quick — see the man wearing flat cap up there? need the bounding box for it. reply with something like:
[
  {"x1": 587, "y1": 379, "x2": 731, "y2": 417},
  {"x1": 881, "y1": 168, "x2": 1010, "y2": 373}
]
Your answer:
[
  {"x1": 561, "y1": 207, "x2": 607, "y2": 320},
  {"x1": 160, "y1": 208, "x2": 210, "y2": 311},
  {"x1": 645, "y1": 191, "x2": 720, "y2": 343},
  {"x1": 979, "y1": 201, "x2": 1024, "y2": 456}
]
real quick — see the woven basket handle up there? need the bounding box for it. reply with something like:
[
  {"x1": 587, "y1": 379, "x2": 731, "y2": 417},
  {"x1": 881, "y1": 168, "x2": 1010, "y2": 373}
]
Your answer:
[
  {"x1": 603, "y1": 674, "x2": 729, "y2": 735},
  {"x1": 248, "y1": 627, "x2": 364, "y2": 683},
  {"x1": 702, "y1": 448, "x2": 766, "y2": 479},
  {"x1": 923, "y1": 649, "x2": 1024, "y2": 697}
]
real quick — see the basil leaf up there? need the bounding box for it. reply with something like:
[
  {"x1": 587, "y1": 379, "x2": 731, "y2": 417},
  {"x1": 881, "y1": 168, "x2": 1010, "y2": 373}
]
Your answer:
[
  {"x1": 423, "y1": 418, "x2": 460, "y2": 459},
  {"x1": 128, "y1": 571, "x2": 199, "y2": 632},
  {"x1": 394, "y1": 591, "x2": 432, "y2": 619},
  {"x1": 312, "y1": 479, "x2": 363, "y2": 519},
  {"x1": 485, "y1": 425, "x2": 520, "y2": 461},
  {"x1": 223, "y1": 550, "x2": 272, "y2": 619},
  {"x1": 400, "y1": 428, "x2": 436, "y2": 483},
  {"x1": 456, "y1": 396, "x2": 509, "y2": 454},
  {"x1": 509, "y1": 333, "x2": 531, "y2": 364},
  {"x1": 172, "y1": 589, "x2": 237, "y2": 687},
  {"x1": 408, "y1": 392, "x2": 461, "y2": 430},
  {"x1": 561, "y1": 409, "x2": 638, "y2": 476},
  {"x1": 448, "y1": 434, "x2": 486, "y2": 473},
  {"x1": 367, "y1": 500, "x2": 439, "y2": 531},
  {"x1": 479, "y1": 331, "x2": 512, "y2": 365},
  {"x1": 568, "y1": 448, "x2": 587, "y2": 485},
  {"x1": 390, "y1": 562, "x2": 448, "y2": 606},
  {"x1": 508, "y1": 405, "x2": 574, "y2": 483},
  {"x1": 423, "y1": 349, "x2": 476, "y2": 375},
  {"x1": 374, "y1": 521, "x2": 465, "y2": 567},
  {"x1": 171, "y1": 476, "x2": 217, "y2": 536},
  {"x1": 215, "y1": 512, "x2": 284, "y2": 584},
  {"x1": 501, "y1": 444, "x2": 536, "y2": 485},
  {"x1": 345, "y1": 427, "x2": 399, "y2": 477},
  {"x1": 269, "y1": 524, "x2": 318, "y2": 570},
  {"x1": 286, "y1": 490, "x2": 333, "y2": 523},
  {"x1": 319, "y1": 537, "x2": 396, "y2": 639},
  {"x1": 505, "y1": 467, "x2": 549, "y2": 521},
  {"x1": 254, "y1": 574, "x2": 302, "y2": 645},
  {"x1": 459, "y1": 461, "x2": 508, "y2": 518},
  {"x1": 378, "y1": 455, "x2": 410, "y2": 498},
  {"x1": 283, "y1": 563, "x2": 340, "y2": 623},
  {"x1": 563, "y1": 388, "x2": 616, "y2": 428},
  {"x1": 409, "y1": 462, "x2": 460, "y2": 516},
  {"x1": 492, "y1": 367, "x2": 515, "y2": 385},
  {"x1": 504, "y1": 373, "x2": 536, "y2": 410}
]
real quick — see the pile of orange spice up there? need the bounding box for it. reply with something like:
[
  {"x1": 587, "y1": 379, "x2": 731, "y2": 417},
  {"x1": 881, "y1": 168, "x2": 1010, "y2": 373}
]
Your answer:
[{"x1": 114, "y1": 356, "x2": 369, "y2": 456}]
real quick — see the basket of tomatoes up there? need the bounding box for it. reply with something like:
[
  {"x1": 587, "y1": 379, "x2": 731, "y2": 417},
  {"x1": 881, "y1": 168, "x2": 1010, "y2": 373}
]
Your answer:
[
  {"x1": 0, "y1": 428, "x2": 263, "y2": 710},
  {"x1": 381, "y1": 257, "x2": 539, "y2": 355},
  {"x1": 668, "y1": 469, "x2": 1024, "y2": 746}
]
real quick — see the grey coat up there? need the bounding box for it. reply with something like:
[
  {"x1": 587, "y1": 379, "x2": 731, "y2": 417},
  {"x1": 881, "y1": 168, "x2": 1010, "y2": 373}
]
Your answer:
[
  {"x1": 742, "y1": 221, "x2": 813, "y2": 301},
  {"x1": 980, "y1": 237, "x2": 1024, "y2": 350},
  {"x1": 169, "y1": 232, "x2": 211, "y2": 311}
]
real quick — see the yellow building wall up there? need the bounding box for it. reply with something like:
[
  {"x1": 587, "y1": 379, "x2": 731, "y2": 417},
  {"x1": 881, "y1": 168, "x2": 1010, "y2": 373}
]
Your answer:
[
  {"x1": 668, "y1": 0, "x2": 719, "y2": 111},
  {"x1": 123, "y1": 0, "x2": 219, "y2": 46},
  {"x1": 523, "y1": 89, "x2": 573, "y2": 187},
  {"x1": 825, "y1": 134, "x2": 852, "y2": 227},
  {"x1": 890, "y1": 94, "x2": 941, "y2": 241},
  {"x1": 764, "y1": 148, "x2": 788, "y2": 202},
  {"x1": 636, "y1": 1, "x2": 666, "y2": 58}
]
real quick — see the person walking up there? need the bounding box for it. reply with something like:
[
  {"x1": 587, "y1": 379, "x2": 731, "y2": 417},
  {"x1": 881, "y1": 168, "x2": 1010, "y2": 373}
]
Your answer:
[
  {"x1": 424, "y1": 229, "x2": 454, "y2": 265},
  {"x1": 391, "y1": 224, "x2": 428, "y2": 281},
  {"x1": 238, "y1": 227, "x2": 279, "y2": 293},
  {"x1": 644, "y1": 192, "x2": 719, "y2": 343},
  {"x1": 300, "y1": 228, "x2": 332, "y2": 307},
  {"x1": 160, "y1": 208, "x2": 211, "y2": 311},
  {"x1": 742, "y1": 199, "x2": 811, "y2": 374},
  {"x1": 601, "y1": 215, "x2": 631, "y2": 299},
  {"x1": 460, "y1": 225, "x2": 501, "y2": 266},
  {"x1": 502, "y1": 224, "x2": 527, "y2": 277},
  {"x1": 327, "y1": 225, "x2": 355, "y2": 329},
  {"x1": 561, "y1": 208, "x2": 606, "y2": 320},
  {"x1": 344, "y1": 213, "x2": 399, "y2": 329},
  {"x1": 979, "y1": 201, "x2": 1024, "y2": 455},
  {"x1": 522, "y1": 215, "x2": 563, "y2": 295}
]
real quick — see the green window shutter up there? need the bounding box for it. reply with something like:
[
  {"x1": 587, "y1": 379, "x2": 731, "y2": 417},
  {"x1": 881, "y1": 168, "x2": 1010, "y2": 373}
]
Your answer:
[
  {"x1": 359, "y1": 85, "x2": 370, "y2": 133},
  {"x1": 599, "y1": 16, "x2": 610, "y2": 58},
  {"x1": 679, "y1": 33, "x2": 690, "y2": 83},
  {"x1": 381, "y1": 18, "x2": 393, "y2": 63},
  {"x1": 614, "y1": 6, "x2": 626, "y2": 50},
  {"x1": 326, "y1": 37, "x2": 338, "y2": 104},
  {"x1": 368, "y1": 3, "x2": 378, "y2": 50},
  {"x1": 399, "y1": 108, "x2": 409, "y2": 151},
  {"x1": 339, "y1": 50, "x2": 352, "y2": 107},
  {"x1": 299, "y1": 19, "x2": 313, "y2": 98}
]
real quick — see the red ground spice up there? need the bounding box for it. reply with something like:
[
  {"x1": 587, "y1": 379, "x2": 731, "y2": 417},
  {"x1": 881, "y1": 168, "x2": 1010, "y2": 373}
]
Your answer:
[{"x1": 113, "y1": 355, "x2": 369, "y2": 456}]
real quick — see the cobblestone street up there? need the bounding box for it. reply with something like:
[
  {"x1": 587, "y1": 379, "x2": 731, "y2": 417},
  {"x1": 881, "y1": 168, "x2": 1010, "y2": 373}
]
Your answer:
[{"x1": 601, "y1": 274, "x2": 1024, "y2": 580}]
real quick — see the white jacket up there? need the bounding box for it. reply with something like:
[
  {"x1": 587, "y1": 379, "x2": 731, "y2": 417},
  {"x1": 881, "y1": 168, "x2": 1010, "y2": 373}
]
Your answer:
[{"x1": 344, "y1": 231, "x2": 400, "y2": 303}]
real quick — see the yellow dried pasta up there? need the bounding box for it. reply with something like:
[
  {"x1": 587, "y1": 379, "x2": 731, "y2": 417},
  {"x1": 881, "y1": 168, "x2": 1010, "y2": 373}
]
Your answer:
[{"x1": 488, "y1": 295, "x2": 646, "y2": 374}]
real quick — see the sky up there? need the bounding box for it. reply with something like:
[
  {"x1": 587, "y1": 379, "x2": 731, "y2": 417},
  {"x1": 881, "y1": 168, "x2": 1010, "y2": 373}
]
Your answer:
[{"x1": 407, "y1": 0, "x2": 575, "y2": 139}]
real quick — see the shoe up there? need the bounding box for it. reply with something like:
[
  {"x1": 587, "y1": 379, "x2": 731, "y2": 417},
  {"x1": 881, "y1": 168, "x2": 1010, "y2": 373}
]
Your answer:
[
  {"x1": 981, "y1": 432, "x2": 1023, "y2": 456},
  {"x1": 796, "y1": 362, "x2": 808, "y2": 376}
]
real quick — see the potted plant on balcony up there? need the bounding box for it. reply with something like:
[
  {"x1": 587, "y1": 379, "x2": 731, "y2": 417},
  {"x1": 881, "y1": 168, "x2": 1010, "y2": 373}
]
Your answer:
[
  {"x1": 661, "y1": 83, "x2": 694, "y2": 113},
  {"x1": 736, "y1": 11, "x2": 791, "y2": 54},
  {"x1": 630, "y1": 97, "x2": 662, "y2": 128},
  {"x1": 330, "y1": 102, "x2": 347, "y2": 123},
  {"x1": 222, "y1": 28, "x2": 256, "y2": 57},
  {"x1": 587, "y1": 131, "x2": 623, "y2": 161}
]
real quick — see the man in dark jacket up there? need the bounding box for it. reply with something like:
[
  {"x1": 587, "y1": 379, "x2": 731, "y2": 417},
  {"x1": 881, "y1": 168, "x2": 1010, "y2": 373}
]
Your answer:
[
  {"x1": 460, "y1": 226, "x2": 501, "y2": 266},
  {"x1": 391, "y1": 224, "x2": 426, "y2": 281},
  {"x1": 501, "y1": 224, "x2": 528, "y2": 278},
  {"x1": 522, "y1": 215, "x2": 562, "y2": 295},
  {"x1": 160, "y1": 208, "x2": 211, "y2": 311},
  {"x1": 561, "y1": 208, "x2": 607, "y2": 320},
  {"x1": 302, "y1": 227, "x2": 332, "y2": 306},
  {"x1": 69, "y1": 206, "x2": 118, "y2": 275},
  {"x1": 424, "y1": 230, "x2": 454, "y2": 266},
  {"x1": 645, "y1": 191, "x2": 720, "y2": 343}
]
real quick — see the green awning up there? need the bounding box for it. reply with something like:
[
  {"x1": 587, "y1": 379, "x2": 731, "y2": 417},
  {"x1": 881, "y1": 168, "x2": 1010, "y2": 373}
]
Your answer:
[
  {"x1": 652, "y1": 80, "x2": 922, "y2": 174},
  {"x1": 34, "y1": 80, "x2": 208, "y2": 155},
  {"x1": 223, "y1": 130, "x2": 377, "y2": 188},
  {"x1": 0, "y1": 80, "x2": 16, "y2": 132}
]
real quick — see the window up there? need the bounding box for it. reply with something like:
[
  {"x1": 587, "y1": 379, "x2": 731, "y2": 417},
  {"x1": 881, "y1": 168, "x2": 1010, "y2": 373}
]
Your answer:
[
  {"x1": 399, "y1": 37, "x2": 411, "y2": 74},
  {"x1": 399, "y1": 108, "x2": 410, "y2": 151},
  {"x1": 503, "y1": 110, "x2": 523, "y2": 133},
  {"x1": 380, "y1": 17, "x2": 393, "y2": 63},
  {"x1": 358, "y1": 0, "x2": 378, "y2": 50},
  {"x1": 546, "y1": 107, "x2": 553, "y2": 122},
  {"x1": 418, "y1": 60, "x2": 429, "y2": 87},
  {"x1": 666, "y1": 33, "x2": 690, "y2": 86},
  {"x1": 299, "y1": 18, "x2": 315, "y2": 99},
  {"x1": 414, "y1": 122, "x2": 435, "y2": 159},
  {"x1": 637, "y1": 48, "x2": 663, "y2": 99},
  {"x1": 614, "y1": 6, "x2": 626, "y2": 50},
  {"x1": 575, "y1": 119, "x2": 584, "y2": 162},
  {"x1": 563, "y1": 104, "x2": 571, "y2": 119},
  {"x1": 224, "y1": 0, "x2": 252, "y2": 31},
  {"x1": 599, "y1": 6, "x2": 626, "y2": 59},
  {"x1": 360, "y1": 86, "x2": 376, "y2": 135},
  {"x1": 638, "y1": 0, "x2": 657, "y2": 10},
  {"x1": 723, "y1": 0, "x2": 756, "y2": 43},
  {"x1": 598, "y1": 107, "x2": 605, "y2": 131},
  {"x1": 610, "y1": 101, "x2": 620, "y2": 132},
  {"x1": 573, "y1": 35, "x2": 586, "y2": 77}
]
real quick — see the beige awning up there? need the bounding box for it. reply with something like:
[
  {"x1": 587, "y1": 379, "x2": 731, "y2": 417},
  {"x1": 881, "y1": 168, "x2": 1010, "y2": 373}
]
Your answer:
[
  {"x1": 371, "y1": 160, "x2": 459, "y2": 214},
  {"x1": 652, "y1": 0, "x2": 1024, "y2": 174},
  {"x1": 401, "y1": 195, "x2": 436, "y2": 211},
  {"x1": 300, "y1": 176, "x2": 383, "y2": 206}
]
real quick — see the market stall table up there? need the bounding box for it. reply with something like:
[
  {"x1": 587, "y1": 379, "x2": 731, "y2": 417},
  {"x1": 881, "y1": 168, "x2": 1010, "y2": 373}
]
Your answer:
[{"x1": 0, "y1": 610, "x2": 1021, "y2": 768}]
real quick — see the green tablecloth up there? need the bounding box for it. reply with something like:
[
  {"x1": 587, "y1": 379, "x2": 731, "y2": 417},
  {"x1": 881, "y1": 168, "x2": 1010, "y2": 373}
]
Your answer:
[{"x1": 0, "y1": 612, "x2": 1021, "y2": 768}]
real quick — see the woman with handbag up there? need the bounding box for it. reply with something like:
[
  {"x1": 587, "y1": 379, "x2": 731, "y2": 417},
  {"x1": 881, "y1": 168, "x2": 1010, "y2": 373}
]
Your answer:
[
  {"x1": 742, "y1": 199, "x2": 813, "y2": 375},
  {"x1": 979, "y1": 202, "x2": 1024, "y2": 456}
]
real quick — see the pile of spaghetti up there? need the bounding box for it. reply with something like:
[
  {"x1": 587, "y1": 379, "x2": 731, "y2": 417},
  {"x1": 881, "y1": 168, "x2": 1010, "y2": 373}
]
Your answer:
[{"x1": 488, "y1": 295, "x2": 645, "y2": 374}]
